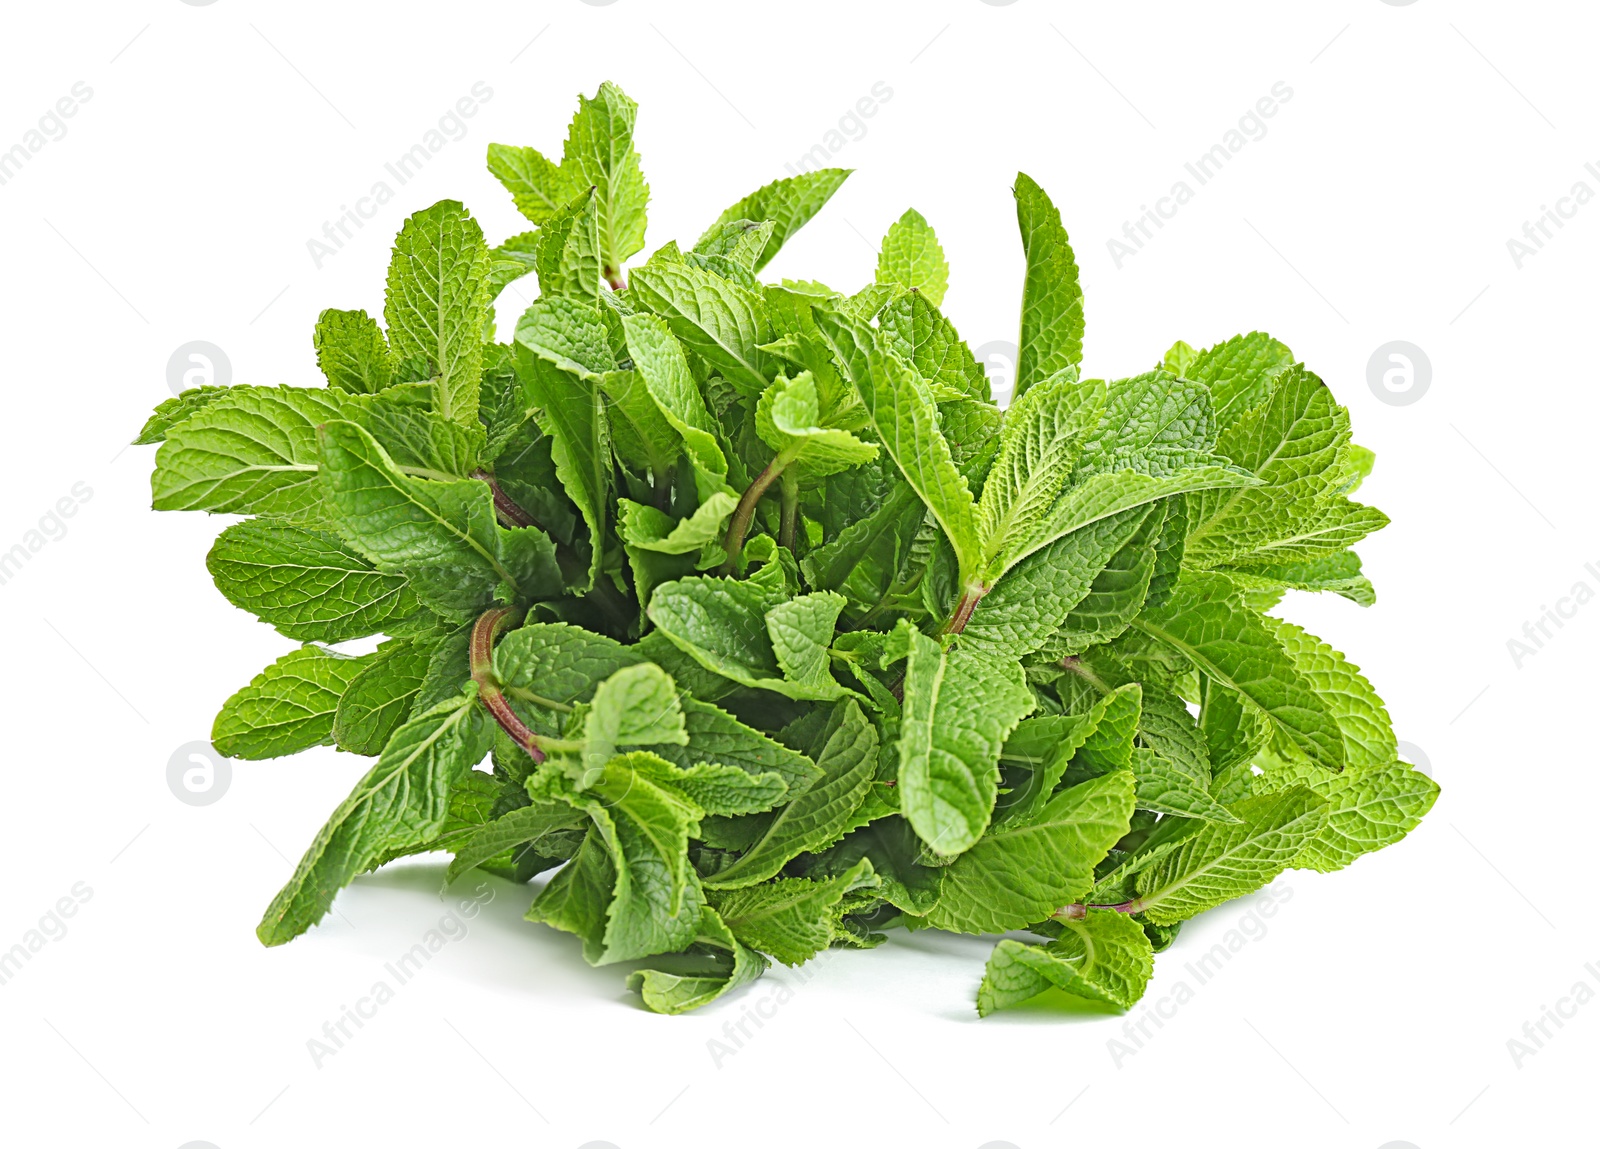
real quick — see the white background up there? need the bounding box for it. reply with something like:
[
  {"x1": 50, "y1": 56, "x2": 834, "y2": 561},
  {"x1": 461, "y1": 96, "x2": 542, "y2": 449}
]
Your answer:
[{"x1": 0, "y1": 2, "x2": 1593, "y2": 1147}]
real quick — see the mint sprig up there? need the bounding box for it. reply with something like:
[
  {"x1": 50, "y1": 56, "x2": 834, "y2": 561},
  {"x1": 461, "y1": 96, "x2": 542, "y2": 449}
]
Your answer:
[{"x1": 138, "y1": 82, "x2": 1436, "y2": 1018}]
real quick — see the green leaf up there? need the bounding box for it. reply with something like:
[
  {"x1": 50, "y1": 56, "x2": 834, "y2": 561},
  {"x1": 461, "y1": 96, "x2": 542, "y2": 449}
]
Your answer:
[
  {"x1": 875, "y1": 209, "x2": 948, "y2": 305},
  {"x1": 698, "y1": 169, "x2": 852, "y2": 272},
  {"x1": 487, "y1": 142, "x2": 579, "y2": 225},
  {"x1": 1133, "y1": 787, "x2": 1328, "y2": 925},
  {"x1": 1186, "y1": 331, "x2": 1295, "y2": 432},
  {"x1": 560, "y1": 81, "x2": 649, "y2": 284},
  {"x1": 1264, "y1": 617, "x2": 1395, "y2": 768},
  {"x1": 333, "y1": 638, "x2": 433, "y2": 756},
  {"x1": 257, "y1": 692, "x2": 489, "y2": 944},
  {"x1": 755, "y1": 372, "x2": 878, "y2": 481},
  {"x1": 355, "y1": 392, "x2": 485, "y2": 479},
  {"x1": 313, "y1": 309, "x2": 392, "y2": 394},
  {"x1": 136, "y1": 386, "x2": 231, "y2": 446},
  {"x1": 627, "y1": 905, "x2": 767, "y2": 1014},
  {"x1": 206, "y1": 517, "x2": 417, "y2": 643},
  {"x1": 765, "y1": 591, "x2": 849, "y2": 696},
  {"x1": 1133, "y1": 572, "x2": 1345, "y2": 771},
  {"x1": 963, "y1": 505, "x2": 1154, "y2": 662},
  {"x1": 1013, "y1": 172, "x2": 1084, "y2": 397},
  {"x1": 1254, "y1": 759, "x2": 1438, "y2": 872},
  {"x1": 621, "y1": 312, "x2": 730, "y2": 499},
  {"x1": 706, "y1": 700, "x2": 879, "y2": 888},
  {"x1": 213, "y1": 645, "x2": 372, "y2": 760},
  {"x1": 580, "y1": 663, "x2": 690, "y2": 784},
  {"x1": 630, "y1": 252, "x2": 772, "y2": 394},
  {"x1": 819, "y1": 314, "x2": 981, "y2": 583},
  {"x1": 619, "y1": 493, "x2": 737, "y2": 555},
  {"x1": 975, "y1": 372, "x2": 1106, "y2": 580},
  {"x1": 710, "y1": 858, "x2": 876, "y2": 965},
  {"x1": 1044, "y1": 501, "x2": 1164, "y2": 657},
  {"x1": 383, "y1": 200, "x2": 491, "y2": 426},
  {"x1": 445, "y1": 798, "x2": 586, "y2": 885},
  {"x1": 316, "y1": 420, "x2": 515, "y2": 619},
  {"x1": 646, "y1": 576, "x2": 847, "y2": 701},
  {"x1": 512, "y1": 348, "x2": 610, "y2": 590},
  {"x1": 977, "y1": 910, "x2": 1154, "y2": 1015},
  {"x1": 533, "y1": 188, "x2": 604, "y2": 303},
  {"x1": 579, "y1": 754, "x2": 707, "y2": 963},
  {"x1": 928, "y1": 770, "x2": 1135, "y2": 932},
  {"x1": 878, "y1": 291, "x2": 989, "y2": 402},
  {"x1": 1130, "y1": 747, "x2": 1240, "y2": 823},
  {"x1": 898, "y1": 626, "x2": 1035, "y2": 857},
  {"x1": 151, "y1": 385, "x2": 350, "y2": 516},
  {"x1": 1186, "y1": 365, "x2": 1385, "y2": 569}
]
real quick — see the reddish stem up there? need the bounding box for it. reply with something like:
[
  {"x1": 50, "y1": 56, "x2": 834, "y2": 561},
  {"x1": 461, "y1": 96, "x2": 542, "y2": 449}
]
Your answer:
[
  {"x1": 470, "y1": 606, "x2": 543, "y2": 762},
  {"x1": 473, "y1": 470, "x2": 536, "y2": 529},
  {"x1": 1054, "y1": 900, "x2": 1143, "y2": 920}
]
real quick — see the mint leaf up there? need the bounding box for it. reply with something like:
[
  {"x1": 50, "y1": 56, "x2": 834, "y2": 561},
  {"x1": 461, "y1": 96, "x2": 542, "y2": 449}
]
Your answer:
[
  {"x1": 928, "y1": 771, "x2": 1135, "y2": 932},
  {"x1": 1254, "y1": 759, "x2": 1438, "y2": 872},
  {"x1": 706, "y1": 699, "x2": 879, "y2": 888},
  {"x1": 630, "y1": 250, "x2": 772, "y2": 394},
  {"x1": 560, "y1": 82, "x2": 649, "y2": 285},
  {"x1": 313, "y1": 308, "x2": 392, "y2": 394},
  {"x1": 212, "y1": 645, "x2": 372, "y2": 760},
  {"x1": 898, "y1": 626, "x2": 1035, "y2": 857},
  {"x1": 384, "y1": 200, "x2": 491, "y2": 426},
  {"x1": 151, "y1": 385, "x2": 349, "y2": 517},
  {"x1": 1013, "y1": 172, "x2": 1084, "y2": 397},
  {"x1": 699, "y1": 169, "x2": 852, "y2": 271},
  {"x1": 1134, "y1": 787, "x2": 1328, "y2": 925},
  {"x1": 710, "y1": 858, "x2": 876, "y2": 965},
  {"x1": 206, "y1": 517, "x2": 418, "y2": 643},
  {"x1": 621, "y1": 312, "x2": 730, "y2": 499},
  {"x1": 1133, "y1": 572, "x2": 1345, "y2": 771},
  {"x1": 755, "y1": 371, "x2": 878, "y2": 480},
  {"x1": 875, "y1": 209, "x2": 949, "y2": 305},
  {"x1": 627, "y1": 905, "x2": 767, "y2": 1014},
  {"x1": 332, "y1": 638, "x2": 432, "y2": 756},
  {"x1": 977, "y1": 909, "x2": 1154, "y2": 1015},
  {"x1": 257, "y1": 692, "x2": 489, "y2": 944}
]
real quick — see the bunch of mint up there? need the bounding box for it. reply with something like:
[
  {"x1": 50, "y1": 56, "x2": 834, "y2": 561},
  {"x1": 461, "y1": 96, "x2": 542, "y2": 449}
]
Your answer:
[{"x1": 138, "y1": 82, "x2": 1436, "y2": 1017}]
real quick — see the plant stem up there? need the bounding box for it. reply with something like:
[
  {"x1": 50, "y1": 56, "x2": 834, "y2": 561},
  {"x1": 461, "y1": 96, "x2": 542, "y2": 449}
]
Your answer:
[
  {"x1": 473, "y1": 470, "x2": 536, "y2": 529},
  {"x1": 778, "y1": 471, "x2": 799, "y2": 552},
  {"x1": 937, "y1": 584, "x2": 990, "y2": 636},
  {"x1": 1052, "y1": 900, "x2": 1143, "y2": 920},
  {"x1": 470, "y1": 606, "x2": 544, "y2": 763},
  {"x1": 720, "y1": 456, "x2": 787, "y2": 574}
]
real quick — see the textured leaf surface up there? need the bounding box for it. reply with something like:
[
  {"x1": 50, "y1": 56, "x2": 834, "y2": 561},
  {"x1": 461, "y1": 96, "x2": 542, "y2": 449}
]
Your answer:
[
  {"x1": 977, "y1": 910, "x2": 1153, "y2": 1015},
  {"x1": 1134, "y1": 787, "x2": 1328, "y2": 925},
  {"x1": 257, "y1": 694, "x2": 488, "y2": 944},
  {"x1": 899, "y1": 627, "x2": 1036, "y2": 857},
  {"x1": 207, "y1": 518, "x2": 417, "y2": 643},
  {"x1": 698, "y1": 169, "x2": 852, "y2": 271},
  {"x1": 875, "y1": 209, "x2": 949, "y2": 305},
  {"x1": 213, "y1": 646, "x2": 371, "y2": 759},
  {"x1": 1014, "y1": 172, "x2": 1084, "y2": 397},
  {"x1": 1254, "y1": 759, "x2": 1437, "y2": 872},
  {"x1": 383, "y1": 200, "x2": 490, "y2": 426},
  {"x1": 1134, "y1": 573, "x2": 1345, "y2": 771},
  {"x1": 928, "y1": 771, "x2": 1135, "y2": 932}
]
